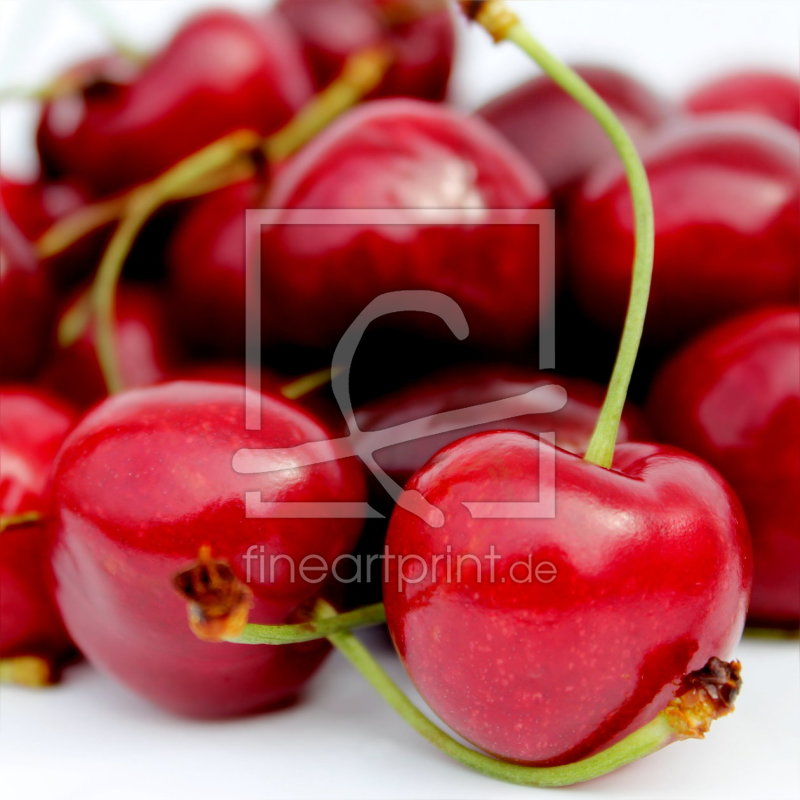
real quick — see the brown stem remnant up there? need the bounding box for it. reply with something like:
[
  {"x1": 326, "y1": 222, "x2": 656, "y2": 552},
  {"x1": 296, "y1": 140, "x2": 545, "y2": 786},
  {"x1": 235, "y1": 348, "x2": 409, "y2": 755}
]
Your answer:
[
  {"x1": 665, "y1": 657, "x2": 742, "y2": 739},
  {"x1": 458, "y1": 0, "x2": 519, "y2": 42},
  {"x1": 173, "y1": 545, "x2": 253, "y2": 642}
]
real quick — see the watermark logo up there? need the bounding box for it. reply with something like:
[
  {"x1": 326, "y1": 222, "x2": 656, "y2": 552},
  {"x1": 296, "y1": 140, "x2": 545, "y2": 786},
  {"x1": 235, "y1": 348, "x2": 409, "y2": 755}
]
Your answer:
[{"x1": 233, "y1": 208, "x2": 558, "y2": 526}]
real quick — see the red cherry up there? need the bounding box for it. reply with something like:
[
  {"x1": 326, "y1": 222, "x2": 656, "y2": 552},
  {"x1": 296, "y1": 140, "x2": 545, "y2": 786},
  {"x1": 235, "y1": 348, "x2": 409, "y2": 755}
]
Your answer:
[
  {"x1": 479, "y1": 65, "x2": 671, "y2": 199},
  {"x1": 384, "y1": 433, "x2": 750, "y2": 765},
  {"x1": 48, "y1": 381, "x2": 365, "y2": 716},
  {"x1": 168, "y1": 179, "x2": 261, "y2": 356},
  {"x1": 647, "y1": 307, "x2": 800, "y2": 628},
  {"x1": 261, "y1": 99, "x2": 551, "y2": 351},
  {"x1": 686, "y1": 70, "x2": 800, "y2": 132},
  {"x1": 39, "y1": 284, "x2": 177, "y2": 409},
  {"x1": 345, "y1": 364, "x2": 649, "y2": 607},
  {"x1": 37, "y1": 10, "x2": 313, "y2": 195},
  {"x1": 0, "y1": 215, "x2": 54, "y2": 380},
  {"x1": 353, "y1": 363, "x2": 650, "y2": 488},
  {"x1": 1, "y1": 173, "x2": 101, "y2": 290},
  {"x1": 275, "y1": 0, "x2": 454, "y2": 101},
  {"x1": 0, "y1": 387, "x2": 76, "y2": 663},
  {"x1": 568, "y1": 115, "x2": 800, "y2": 346}
]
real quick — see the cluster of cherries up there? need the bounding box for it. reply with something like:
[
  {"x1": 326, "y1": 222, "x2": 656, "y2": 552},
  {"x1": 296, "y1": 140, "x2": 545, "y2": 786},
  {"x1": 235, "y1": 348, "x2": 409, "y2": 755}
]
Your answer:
[{"x1": 1, "y1": 0, "x2": 798, "y2": 788}]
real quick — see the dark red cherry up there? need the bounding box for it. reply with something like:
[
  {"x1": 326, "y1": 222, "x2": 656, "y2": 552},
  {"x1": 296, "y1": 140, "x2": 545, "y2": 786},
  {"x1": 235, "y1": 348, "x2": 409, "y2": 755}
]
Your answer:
[
  {"x1": 352, "y1": 363, "x2": 650, "y2": 489},
  {"x1": 568, "y1": 115, "x2": 800, "y2": 347},
  {"x1": 38, "y1": 284, "x2": 177, "y2": 409},
  {"x1": 384, "y1": 433, "x2": 750, "y2": 765},
  {"x1": 478, "y1": 64, "x2": 671, "y2": 200},
  {"x1": 0, "y1": 215, "x2": 54, "y2": 380},
  {"x1": 275, "y1": 0, "x2": 454, "y2": 101},
  {"x1": 48, "y1": 381, "x2": 365, "y2": 716},
  {"x1": 648, "y1": 307, "x2": 799, "y2": 628},
  {"x1": 1, "y1": 173, "x2": 100, "y2": 290},
  {"x1": 261, "y1": 99, "x2": 551, "y2": 352},
  {"x1": 685, "y1": 70, "x2": 800, "y2": 132},
  {"x1": 168, "y1": 179, "x2": 262, "y2": 356},
  {"x1": 37, "y1": 10, "x2": 313, "y2": 195},
  {"x1": 0, "y1": 387, "x2": 76, "y2": 666}
]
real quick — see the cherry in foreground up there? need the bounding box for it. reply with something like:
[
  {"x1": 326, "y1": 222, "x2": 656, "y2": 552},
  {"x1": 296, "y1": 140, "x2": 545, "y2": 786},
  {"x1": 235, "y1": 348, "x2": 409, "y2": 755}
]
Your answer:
[
  {"x1": 384, "y1": 432, "x2": 751, "y2": 764},
  {"x1": 48, "y1": 381, "x2": 365, "y2": 716},
  {"x1": 346, "y1": 363, "x2": 650, "y2": 604}
]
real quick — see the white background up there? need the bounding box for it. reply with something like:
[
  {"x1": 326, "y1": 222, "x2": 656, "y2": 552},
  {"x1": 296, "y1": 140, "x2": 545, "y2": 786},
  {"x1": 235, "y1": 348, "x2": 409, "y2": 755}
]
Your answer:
[{"x1": 1, "y1": 1, "x2": 798, "y2": 799}]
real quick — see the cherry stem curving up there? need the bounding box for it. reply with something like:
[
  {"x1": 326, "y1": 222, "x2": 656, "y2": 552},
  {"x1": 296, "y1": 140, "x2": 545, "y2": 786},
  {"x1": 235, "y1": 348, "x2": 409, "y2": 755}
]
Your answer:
[
  {"x1": 316, "y1": 599, "x2": 691, "y2": 787},
  {"x1": 231, "y1": 602, "x2": 386, "y2": 645},
  {"x1": 461, "y1": 0, "x2": 655, "y2": 469},
  {"x1": 59, "y1": 47, "x2": 391, "y2": 395}
]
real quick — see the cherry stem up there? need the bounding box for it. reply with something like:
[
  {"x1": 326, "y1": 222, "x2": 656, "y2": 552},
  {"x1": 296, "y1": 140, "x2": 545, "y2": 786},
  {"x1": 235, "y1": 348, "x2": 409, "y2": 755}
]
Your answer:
[
  {"x1": 462, "y1": 0, "x2": 655, "y2": 469},
  {"x1": 231, "y1": 602, "x2": 386, "y2": 645},
  {"x1": 73, "y1": 47, "x2": 391, "y2": 395},
  {"x1": 264, "y1": 47, "x2": 391, "y2": 163},
  {"x1": 280, "y1": 366, "x2": 343, "y2": 400},
  {"x1": 0, "y1": 511, "x2": 44, "y2": 533},
  {"x1": 36, "y1": 46, "x2": 391, "y2": 261},
  {"x1": 316, "y1": 599, "x2": 683, "y2": 787},
  {"x1": 0, "y1": 655, "x2": 57, "y2": 687}
]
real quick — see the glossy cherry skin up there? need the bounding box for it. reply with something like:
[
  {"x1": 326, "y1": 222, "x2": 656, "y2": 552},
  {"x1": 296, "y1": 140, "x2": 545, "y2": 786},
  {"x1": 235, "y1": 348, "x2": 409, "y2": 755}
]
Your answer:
[
  {"x1": 168, "y1": 179, "x2": 263, "y2": 356},
  {"x1": 685, "y1": 70, "x2": 800, "y2": 132},
  {"x1": 0, "y1": 388, "x2": 76, "y2": 662},
  {"x1": 479, "y1": 65, "x2": 671, "y2": 200},
  {"x1": 275, "y1": 0, "x2": 454, "y2": 101},
  {"x1": 353, "y1": 363, "x2": 650, "y2": 489},
  {"x1": 345, "y1": 364, "x2": 649, "y2": 606},
  {"x1": 568, "y1": 115, "x2": 800, "y2": 347},
  {"x1": 261, "y1": 99, "x2": 551, "y2": 352},
  {"x1": 648, "y1": 307, "x2": 799, "y2": 627},
  {"x1": 48, "y1": 381, "x2": 366, "y2": 717},
  {"x1": 385, "y1": 432, "x2": 750, "y2": 765},
  {"x1": 0, "y1": 173, "x2": 100, "y2": 290},
  {"x1": 37, "y1": 10, "x2": 313, "y2": 195},
  {"x1": 38, "y1": 285, "x2": 177, "y2": 409},
  {"x1": 0, "y1": 215, "x2": 54, "y2": 380}
]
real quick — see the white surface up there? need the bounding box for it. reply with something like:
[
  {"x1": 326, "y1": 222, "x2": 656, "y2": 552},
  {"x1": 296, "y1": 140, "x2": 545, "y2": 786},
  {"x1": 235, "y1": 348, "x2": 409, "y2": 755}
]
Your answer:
[
  {"x1": 1, "y1": 634, "x2": 799, "y2": 800},
  {"x1": 1, "y1": 1, "x2": 799, "y2": 799}
]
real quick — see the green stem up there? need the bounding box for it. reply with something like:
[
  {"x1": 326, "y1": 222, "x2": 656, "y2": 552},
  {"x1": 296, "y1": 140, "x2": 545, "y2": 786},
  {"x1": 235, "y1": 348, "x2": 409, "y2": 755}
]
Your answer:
[
  {"x1": 36, "y1": 46, "x2": 391, "y2": 261},
  {"x1": 37, "y1": 194, "x2": 125, "y2": 259},
  {"x1": 86, "y1": 41, "x2": 390, "y2": 394},
  {"x1": 0, "y1": 511, "x2": 44, "y2": 533},
  {"x1": 280, "y1": 366, "x2": 342, "y2": 400},
  {"x1": 232, "y1": 602, "x2": 386, "y2": 645},
  {"x1": 0, "y1": 655, "x2": 57, "y2": 687},
  {"x1": 264, "y1": 47, "x2": 391, "y2": 163},
  {"x1": 466, "y1": 1, "x2": 655, "y2": 469},
  {"x1": 317, "y1": 600, "x2": 676, "y2": 787},
  {"x1": 91, "y1": 195, "x2": 159, "y2": 394}
]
